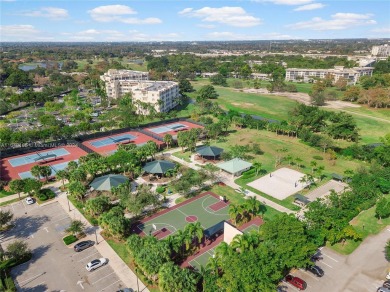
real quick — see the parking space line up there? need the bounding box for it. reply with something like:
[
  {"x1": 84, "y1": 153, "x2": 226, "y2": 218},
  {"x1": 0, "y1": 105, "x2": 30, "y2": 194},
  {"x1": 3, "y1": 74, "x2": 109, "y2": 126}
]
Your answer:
[
  {"x1": 51, "y1": 216, "x2": 70, "y2": 223},
  {"x1": 78, "y1": 251, "x2": 100, "y2": 262},
  {"x1": 284, "y1": 281, "x2": 300, "y2": 292},
  {"x1": 299, "y1": 269, "x2": 320, "y2": 281},
  {"x1": 98, "y1": 279, "x2": 121, "y2": 292},
  {"x1": 322, "y1": 253, "x2": 339, "y2": 262},
  {"x1": 49, "y1": 212, "x2": 69, "y2": 220},
  {"x1": 24, "y1": 281, "x2": 45, "y2": 291},
  {"x1": 320, "y1": 261, "x2": 333, "y2": 268},
  {"x1": 92, "y1": 270, "x2": 117, "y2": 285},
  {"x1": 18, "y1": 272, "x2": 46, "y2": 285}
]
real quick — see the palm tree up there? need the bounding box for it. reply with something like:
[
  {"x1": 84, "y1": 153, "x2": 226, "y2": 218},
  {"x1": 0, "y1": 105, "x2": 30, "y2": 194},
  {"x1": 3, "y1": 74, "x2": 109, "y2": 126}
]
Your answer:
[
  {"x1": 229, "y1": 204, "x2": 240, "y2": 225},
  {"x1": 252, "y1": 161, "x2": 262, "y2": 176},
  {"x1": 31, "y1": 165, "x2": 42, "y2": 180},
  {"x1": 39, "y1": 165, "x2": 52, "y2": 182},
  {"x1": 286, "y1": 154, "x2": 293, "y2": 166},
  {"x1": 245, "y1": 196, "x2": 261, "y2": 219},
  {"x1": 215, "y1": 242, "x2": 233, "y2": 259},
  {"x1": 315, "y1": 165, "x2": 325, "y2": 181},
  {"x1": 298, "y1": 175, "x2": 307, "y2": 188},
  {"x1": 9, "y1": 179, "x2": 25, "y2": 201},
  {"x1": 163, "y1": 134, "x2": 173, "y2": 149},
  {"x1": 66, "y1": 219, "x2": 85, "y2": 236},
  {"x1": 310, "y1": 160, "x2": 317, "y2": 174},
  {"x1": 206, "y1": 256, "x2": 220, "y2": 275},
  {"x1": 295, "y1": 157, "x2": 303, "y2": 169},
  {"x1": 56, "y1": 170, "x2": 68, "y2": 189}
]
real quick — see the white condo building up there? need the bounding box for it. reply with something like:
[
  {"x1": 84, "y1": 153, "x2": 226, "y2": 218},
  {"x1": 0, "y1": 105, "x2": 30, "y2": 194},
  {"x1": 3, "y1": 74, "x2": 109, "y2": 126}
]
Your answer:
[
  {"x1": 371, "y1": 44, "x2": 390, "y2": 57},
  {"x1": 100, "y1": 70, "x2": 180, "y2": 113},
  {"x1": 285, "y1": 66, "x2": 374, "y2": 85}
]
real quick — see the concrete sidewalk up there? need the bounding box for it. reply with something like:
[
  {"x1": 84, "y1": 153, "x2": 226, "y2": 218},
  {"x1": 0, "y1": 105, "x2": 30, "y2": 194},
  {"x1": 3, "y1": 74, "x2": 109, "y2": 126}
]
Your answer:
[{"x1": 53, "y1": 185, "x2": 149, "y2": 292}]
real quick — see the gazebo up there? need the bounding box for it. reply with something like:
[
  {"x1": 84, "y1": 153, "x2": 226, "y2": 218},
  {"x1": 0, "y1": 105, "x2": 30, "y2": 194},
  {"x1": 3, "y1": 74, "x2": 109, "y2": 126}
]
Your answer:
[
  {"x1": 195, "y1": 145, "x2": 224, "y2": 161},
  {"x1": 217, "y1": 158, "x2": 252, "y2": 177},
  {"x1": 143, "y1": 160, "x2": 176, "y2": 176},
  {"x1": 89, "y1": 174, "x2": 129, "y2": 191}
]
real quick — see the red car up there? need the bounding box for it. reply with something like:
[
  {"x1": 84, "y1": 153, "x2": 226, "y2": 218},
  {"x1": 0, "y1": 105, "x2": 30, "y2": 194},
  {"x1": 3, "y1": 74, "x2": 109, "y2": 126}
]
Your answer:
[{"x1": 285, "y1": 275, "x2": 307, "y2": 290}]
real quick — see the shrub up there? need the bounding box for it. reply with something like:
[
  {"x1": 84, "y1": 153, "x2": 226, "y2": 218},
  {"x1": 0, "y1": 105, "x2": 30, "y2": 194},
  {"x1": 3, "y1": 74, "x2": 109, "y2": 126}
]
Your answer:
[
  {"x1": 156, "y1": 186, "x2": 166, "y2": 194},
  {"x1": 4, "y1": 276, "x2": 16, "y2": 291},
  {"x1": 38, "y1": 194, "x2": 48, "y2": 201},
  {"x1": 41, "y1": 188, "x2": 56, "y2": 199},
  {"x1": 63, "y1": 235, "x2": 77, "y2": 245},
  {"x1": 312, "y1": 155, "x2": 324, "y2": 160}
]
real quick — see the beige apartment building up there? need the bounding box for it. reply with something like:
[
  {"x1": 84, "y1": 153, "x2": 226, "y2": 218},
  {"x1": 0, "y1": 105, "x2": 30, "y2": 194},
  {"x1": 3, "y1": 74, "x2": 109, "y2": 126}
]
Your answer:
[
  {"x1": 100, "y1": 69, "x2": 180, "y2": 113},
  {"x1": 285, "y1": 66, "x2": 374, "y2": 85},
  {"x1": 371, "y1": 44, "x2": 390, "y2": 57}
]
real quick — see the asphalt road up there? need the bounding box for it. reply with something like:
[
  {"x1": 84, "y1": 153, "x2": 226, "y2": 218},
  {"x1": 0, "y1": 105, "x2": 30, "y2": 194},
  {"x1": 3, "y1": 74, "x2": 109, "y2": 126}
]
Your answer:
[
  {"x1": 281, "y1": 227, "x2": 390, "y2": 292},
  {"x1": 0, "y1": 200, "x2": 126, "y2": 292}
]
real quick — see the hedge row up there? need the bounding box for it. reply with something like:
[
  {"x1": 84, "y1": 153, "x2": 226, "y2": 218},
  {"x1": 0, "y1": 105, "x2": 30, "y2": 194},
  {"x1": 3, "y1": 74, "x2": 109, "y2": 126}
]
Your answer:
[{"x1": 63, "y1": 235, "x2": 77, "y2": 245}]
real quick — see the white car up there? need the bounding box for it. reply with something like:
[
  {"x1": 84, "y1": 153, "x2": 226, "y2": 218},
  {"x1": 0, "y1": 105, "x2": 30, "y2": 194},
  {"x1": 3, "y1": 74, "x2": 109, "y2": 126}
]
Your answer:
[
  {"x1": 25, "y1": 197, "x2": 34, "y2": 205},
  {"x1": 86, "y1": 258, "x2": 107, "y2": 271}
]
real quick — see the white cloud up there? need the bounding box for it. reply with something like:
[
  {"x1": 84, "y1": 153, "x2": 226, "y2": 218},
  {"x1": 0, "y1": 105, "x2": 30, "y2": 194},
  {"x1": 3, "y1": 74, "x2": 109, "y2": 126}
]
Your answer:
[
  {"x1": 21, "y1": 7, "x2": 69, "y2": 19},
  {"x1": 371, "y1": 27, "x2": 390, "y2": 33},
  {"x1": 88, "y1": 5, "x2": 161, "y2": 24},
  {"x1": 179, "y1": 6, "x2": 261, "y2": 27},
  {"x1": 206, "y1": 31, "x2": 297, "y2": 40},
  {"x1": 253, "y1": 0, "x2": 313, "y2": 5},
  {"x1": 0, "y1": 24, "x2": 54, "y2": 41},
  {"x1": 294, "y1": 3, "x2": 325, "y2": 11},
  {"x1": 197, "y1": 24, "x2": 216, "y2": 29},
  {"x1": 287, "y1": 13, "x2": 376, "y2": 30}
]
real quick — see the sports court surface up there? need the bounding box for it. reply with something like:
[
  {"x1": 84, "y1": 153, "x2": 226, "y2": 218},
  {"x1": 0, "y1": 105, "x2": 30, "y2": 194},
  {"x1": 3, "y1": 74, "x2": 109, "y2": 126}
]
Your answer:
[
  {"x1": 144, "y1": 121, "x2": 203, "y2": 138},
  {"x1": 186, "y1": 217, "x2": 263, "y2": 270},
  {"x1": 247, "y1": 167, "x2": 306, "y2": 200},
  {"x1": 82, "y1": 130, "x2": 163, "y2": 155},
  {"x1": 134, "y1": 192, "x2": 230, "y2": 239},
  {"x1": 0, "y1": 146, "x2": 87, "y2": 181}
]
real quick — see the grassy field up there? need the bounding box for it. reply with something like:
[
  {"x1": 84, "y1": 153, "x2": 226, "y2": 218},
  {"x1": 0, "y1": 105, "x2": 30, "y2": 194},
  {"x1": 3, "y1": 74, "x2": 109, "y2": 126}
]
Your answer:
[
  {"x1": 330, "y1": 202, "x2": 390, "y2": 255},
  {"x1": 172, "y1": 151, "x2": 192, "y2": 162},
  {"x1": 189, "y1": 79, "x2": 390, "y2": 143},
  {"x1": 0, "y1": 190, "x2": 14, "y2": 198}
]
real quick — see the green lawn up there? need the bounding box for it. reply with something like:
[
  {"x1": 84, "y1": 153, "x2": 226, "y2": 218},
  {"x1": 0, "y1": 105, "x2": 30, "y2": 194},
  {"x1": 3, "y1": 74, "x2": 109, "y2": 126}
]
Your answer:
[
  {"x1": 189, "y1": 79, "x2": 390, "y2": 143},
  {"x1": 330, "y1": 202, "x2": 390, "y2": 255},
  {"x1": 172, "y1": 151, "x2": 192, "y2": 163},
  {"x1": 0, "y1": 190, "x2": 14, "y2": 198}
]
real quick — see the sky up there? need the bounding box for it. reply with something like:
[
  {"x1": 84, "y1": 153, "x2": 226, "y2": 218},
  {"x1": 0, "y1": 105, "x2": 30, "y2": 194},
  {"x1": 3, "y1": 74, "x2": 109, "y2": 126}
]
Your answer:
[{"x1": 0, "y1": 0, "x2": 389, "y2": 42}]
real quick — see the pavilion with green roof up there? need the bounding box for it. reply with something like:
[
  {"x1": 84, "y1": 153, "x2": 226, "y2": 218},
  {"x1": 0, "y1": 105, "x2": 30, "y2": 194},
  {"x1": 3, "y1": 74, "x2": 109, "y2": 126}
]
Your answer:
[
  {"x1": 195, "y1": 145, "x2": 224, "y2": 161},
  {"x1": 216, "y1": 158, "x2": 252, "y2": 177}
]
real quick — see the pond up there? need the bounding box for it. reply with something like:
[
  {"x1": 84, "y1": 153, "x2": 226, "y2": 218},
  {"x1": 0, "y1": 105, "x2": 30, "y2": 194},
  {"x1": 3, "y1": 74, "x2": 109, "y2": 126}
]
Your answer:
[{"x1": 19, "y1": 62, "x2": 63, "y2": 71}]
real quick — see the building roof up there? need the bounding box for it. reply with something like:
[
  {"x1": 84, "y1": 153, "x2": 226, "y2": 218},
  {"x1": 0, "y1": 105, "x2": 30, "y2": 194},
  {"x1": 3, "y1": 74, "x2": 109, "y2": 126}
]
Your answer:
[
  {"x1": 196, "y1": 145, "x2": 224, "y2": 157},
  {"x1": 143, "y1": 160, "x2": 176, "y2": 174},
  {"x1": 217, "y1": 158, "x2": 252, "y2": 174}
]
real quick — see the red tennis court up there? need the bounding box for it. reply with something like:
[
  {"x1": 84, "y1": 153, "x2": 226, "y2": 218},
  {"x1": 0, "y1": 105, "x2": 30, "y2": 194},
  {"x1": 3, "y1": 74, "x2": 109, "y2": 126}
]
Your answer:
[
  {"x1": 82, "y1": 130, "x2": 164, "y2": 155},
  {"x1": 0, "y1": 145, "x2": 88, "y2": 181}
]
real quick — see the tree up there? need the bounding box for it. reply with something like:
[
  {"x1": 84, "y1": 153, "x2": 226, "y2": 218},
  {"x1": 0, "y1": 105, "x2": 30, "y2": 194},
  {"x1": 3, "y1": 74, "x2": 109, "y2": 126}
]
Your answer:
[
  {"x1": 310, "y1": 160, "x2": 317, "y2": 174},
  {"x1": 31, "y1": 165, "x2": 42, "y2": 180},
  {"x1": 196, "y1": 85, "x2": 218, "y2": 102},
  {"x1": 178, "y1": 79, "x2": 194, "y2": 94},
  {"x1": 99, "y1": 206, "x2": 128, "y2": 238},
  {"x1": 163, "y1": 134, "x2": 174, "y2": 149},
  {"x1": 67, "y1": 181, "x2": 86, "y2": 201},
  {"x1": 23, "y1": 178, "x2": 42, "y2": 196},
  {"x1": 386, "y1": 240, "x2": 390, "y2": 260},
  {"x1": 252, "y1": 161, "x2": 262, "y2": 176},
  {"x1": 158, "y1": 262, "x2": 198, "y2": 292},
  {"x1": 245, "y1": 196, "x2": 262, "y2": 219},
  {"x1": 229, "y1": 204, "x2": 240, "y2": 225},
  {"x1": 342, "y1": 85, "x2": 361, "y2": 102},
  {"x1": 66, "y1": 220, "x2": 85, "y2": 236},
  {"x1": 375, "y1": 197, "x2": 390, "y2": 220},
  {"x1": 9, "y1": 179, "x2": 25, "y2": 200},
  {"x1": 210, "y1": 74, "x2": 228, "y2": 87},
  {"x1": 0, "y1": 210, "x2": 13, "y2": 229},
  {"x1": 56, "y1": 170, "x2": 68, "y2": 189},
  {"x1": 85, "y1": 196, "x2": 111, "y2": 217},
  {"x1": 39, "y1": 165, "x2": 52, "y2": 182},
  {"x1": 6, "y1": 240, "x2": 30, "y2": 260}
]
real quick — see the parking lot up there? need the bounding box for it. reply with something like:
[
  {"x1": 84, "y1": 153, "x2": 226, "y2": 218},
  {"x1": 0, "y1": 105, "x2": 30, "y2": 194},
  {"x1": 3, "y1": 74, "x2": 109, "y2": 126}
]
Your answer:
[
  {"x1": 0, "y1": 200, "x2": 126, "y2": 291},
  {"x1": 280, "y1": 228, "x2": 390, "y2": 292}
]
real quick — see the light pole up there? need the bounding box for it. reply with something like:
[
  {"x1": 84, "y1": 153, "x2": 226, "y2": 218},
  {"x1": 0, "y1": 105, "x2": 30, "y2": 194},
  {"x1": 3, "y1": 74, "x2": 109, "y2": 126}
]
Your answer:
[
  {"x1": 95, "y1": 228, "x2": 99, "y2": 245},
  {"x1": 66, "y1": 192, "x2": 71, "y2": 212}
]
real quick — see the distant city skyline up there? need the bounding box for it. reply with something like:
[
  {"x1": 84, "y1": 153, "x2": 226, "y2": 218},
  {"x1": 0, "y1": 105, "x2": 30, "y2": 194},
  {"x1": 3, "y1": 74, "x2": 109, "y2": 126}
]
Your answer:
[{"x1": 1, "y1": 0, "x2": 389, "y2": 42}]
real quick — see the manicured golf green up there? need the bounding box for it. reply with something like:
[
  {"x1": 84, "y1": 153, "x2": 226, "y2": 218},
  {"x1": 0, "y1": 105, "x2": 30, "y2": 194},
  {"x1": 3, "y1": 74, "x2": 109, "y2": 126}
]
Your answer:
[{"x1": 137, "y1": 192, "x2": 230, "y2": 238}]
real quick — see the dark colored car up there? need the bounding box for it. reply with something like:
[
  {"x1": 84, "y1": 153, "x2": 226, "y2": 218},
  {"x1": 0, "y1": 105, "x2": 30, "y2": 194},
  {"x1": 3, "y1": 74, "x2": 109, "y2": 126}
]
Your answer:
[
  {"x1": 285, "y1": 275, "x2": 306, "y2": 290},
  {"x1": 378, "y1": 287, "x2": 390, "y2": 292},
  {"x1": 306, "y1": 265, "x2": 324, "y2": 277},
  {"x1": 74, "y1": 240, "x2": 94, "y2": 252}
]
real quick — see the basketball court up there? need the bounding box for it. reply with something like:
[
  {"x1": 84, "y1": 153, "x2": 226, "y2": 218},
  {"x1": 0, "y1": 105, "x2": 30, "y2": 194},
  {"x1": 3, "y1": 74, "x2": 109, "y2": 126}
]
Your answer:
[
  {"x1": 83, "y1": 130, "x2": 163, "y2": 155},
  {"x1": 0, "y1": 145, "x2": 87, "y2": 181},
  {"x1": 134, "y1": 192, "x2": 230, "y2": 240},
  {"x1": 247, "y1": 167, "x2": 306, "y2": 200},
  {"x1": 144, "y1": 120, "x2": 203, "y2": 138}
]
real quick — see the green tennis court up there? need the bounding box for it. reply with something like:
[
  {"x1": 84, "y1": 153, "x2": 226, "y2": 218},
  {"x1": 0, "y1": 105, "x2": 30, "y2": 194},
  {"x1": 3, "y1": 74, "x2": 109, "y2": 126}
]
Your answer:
[
  {"x1": 188, "y1": 246, "x2": 217, "y2": 271},
  {"x1": 136, "y1": 192, "x2": 230, "y2": 239}
]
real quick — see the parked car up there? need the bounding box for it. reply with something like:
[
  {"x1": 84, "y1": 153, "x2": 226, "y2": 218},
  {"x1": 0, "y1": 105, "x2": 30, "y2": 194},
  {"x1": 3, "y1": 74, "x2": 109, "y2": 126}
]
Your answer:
[
  {"x1": 116, "y1": 289, "x2": 133, "y2": 292},
  {"x1": 285, "y1": 275, "x2": 306, "y2": 290},
  {"x1": 74, "y1": 240, "x2": 94, "y2": 252},
  {"x1": 306, "y1": 265, "x2": 324, "y2": 277},
  {"x1": 383, "y1": 281, "x2": 390, "y2": 289},
  {"x1": 386, "y1": 272, "x2": 390, "y2": 280},
  {"x1": 86, "y1": 258, "x2": 107, "y2": 271},
  {"x1": 378, "y1": 287, "x2": 390, "y2": 292},
  {"x1": 25, "y1": 197, "x2": 34, "y2": 205}
]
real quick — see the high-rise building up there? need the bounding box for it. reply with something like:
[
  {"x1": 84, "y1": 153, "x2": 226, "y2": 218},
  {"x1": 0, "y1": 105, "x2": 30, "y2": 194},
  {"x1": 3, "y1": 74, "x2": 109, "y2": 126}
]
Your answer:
[{"x1": 371, "y1": 44, "x2": 390, "y2": 57}]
